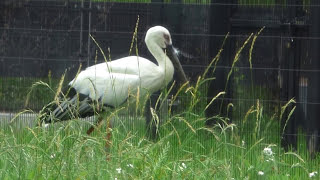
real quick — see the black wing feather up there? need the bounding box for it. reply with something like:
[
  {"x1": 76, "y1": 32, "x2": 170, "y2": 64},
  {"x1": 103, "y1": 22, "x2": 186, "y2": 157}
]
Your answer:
[{"x1": 39, "y1": 85, "x2": 97, "y2": 124}]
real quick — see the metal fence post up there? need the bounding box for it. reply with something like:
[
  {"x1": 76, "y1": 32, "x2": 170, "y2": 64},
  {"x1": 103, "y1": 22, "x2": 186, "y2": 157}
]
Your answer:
[
  {"x1": 80, "y1": 0, "x2": 84, "y2": 60},
  {"x1": 205, "y1": 0, "x2": 233, "y2": 126},
  {"x1": 87, "y1": 0, "x2": 92, "y2": 67}
]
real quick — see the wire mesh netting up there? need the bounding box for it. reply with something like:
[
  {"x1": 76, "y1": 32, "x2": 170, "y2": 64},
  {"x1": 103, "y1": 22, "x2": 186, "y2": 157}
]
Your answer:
[{"x1": 1, "y1": 0, "x2": 320, "y2": 179}]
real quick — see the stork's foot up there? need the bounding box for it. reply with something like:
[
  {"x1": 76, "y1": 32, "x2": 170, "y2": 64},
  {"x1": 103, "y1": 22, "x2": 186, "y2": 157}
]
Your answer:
[{"x1": 85, "y1": 117, "x2": 112, "y2": 161}]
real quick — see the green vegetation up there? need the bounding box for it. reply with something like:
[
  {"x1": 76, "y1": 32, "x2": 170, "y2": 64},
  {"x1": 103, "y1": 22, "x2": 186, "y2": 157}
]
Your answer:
[
  {"x1": 0, "y1": 110, "x2": 319, "y2": 179},
  {"x1": 0, "y1": 76, "x2": 59, "y2": 111},
  {"x1": 238, "y1": 0, "x2": 311, "y2": 6}
]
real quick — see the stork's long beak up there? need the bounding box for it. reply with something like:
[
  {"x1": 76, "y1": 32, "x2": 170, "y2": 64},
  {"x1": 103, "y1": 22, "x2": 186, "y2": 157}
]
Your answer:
[{"x1": 166, "y1": 45, "x2": 188, "y2": 85}]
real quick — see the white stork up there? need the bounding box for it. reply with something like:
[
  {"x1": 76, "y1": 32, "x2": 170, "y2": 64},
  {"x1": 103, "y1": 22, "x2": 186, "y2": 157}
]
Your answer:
[{"x1": 39, "y1": 26, "x2": 188, "y2": 141}]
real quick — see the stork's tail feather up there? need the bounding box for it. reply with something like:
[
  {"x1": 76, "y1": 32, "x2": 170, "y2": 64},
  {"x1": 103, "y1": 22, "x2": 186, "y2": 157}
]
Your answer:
[{"x1": 38, "y1": 96, "x2": 95, "y2": 126}]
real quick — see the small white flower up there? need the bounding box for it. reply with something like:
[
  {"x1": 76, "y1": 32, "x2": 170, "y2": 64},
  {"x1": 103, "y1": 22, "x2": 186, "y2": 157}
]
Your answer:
[
  {"x1": 114, "y1": 178, "x2": 118, "y2": 180},
  {"x1": 242, "y1": 140, "x2": 245, "y2": 147},
  {"x1": 127, "y1": 164, "x2": 134, "y2": 168},
  {"x1": 266, "y1": 157, "x2": 275, "y2": 162},
  {"x1": 263, "y1": 147, "x2": 273, "y2": 156},
  {"x1": 179, "y1": 166, "x2": 184, "y2": 171},
  {"x1": 178, "y1": 162, "x2": 187, "y2": 171},
  {"x1": 181, "y1": 162, "x2": 187, "y2": 169},
  {"x1": 286, "y1": 174, "x2": 290, "y2": 177},
  {"x1": 258, "y1": 171, "x2": 264, "y2": 175},
  {"x1": 309, "y1": 171, "x2": 318, "y2": 178},
  {"x1": 50, "y1": 154, "x2": 56, "y2": 159},
  {"x1": 116, "y1": 168, "x2": 122, "y2": 174}
]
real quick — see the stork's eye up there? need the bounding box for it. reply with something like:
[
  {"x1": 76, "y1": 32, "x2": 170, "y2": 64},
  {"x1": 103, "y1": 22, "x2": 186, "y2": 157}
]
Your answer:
[{"x1": 163, "y1": 33, "x2": 170, "y2": 42}]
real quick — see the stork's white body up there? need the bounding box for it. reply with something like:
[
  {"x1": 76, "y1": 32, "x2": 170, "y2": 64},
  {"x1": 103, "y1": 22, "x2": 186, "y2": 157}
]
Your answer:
[{"x1": 69, "y1": 55, "x2": 174, "y2": 107}]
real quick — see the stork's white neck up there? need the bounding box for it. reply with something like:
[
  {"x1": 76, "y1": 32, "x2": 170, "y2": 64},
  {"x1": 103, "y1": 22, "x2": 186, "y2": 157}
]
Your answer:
[{"x1": 146, "y1": 40, "x2": 174, "y2": 84}]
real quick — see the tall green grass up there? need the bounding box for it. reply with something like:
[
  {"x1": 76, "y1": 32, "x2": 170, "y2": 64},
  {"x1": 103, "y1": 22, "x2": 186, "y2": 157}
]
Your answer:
[
  {"x1": 0, "y1": 76, "x2": 60, "y2": 111},
  {"x1": 1, "y1": 106, "x2": 319, "y2": 179}
]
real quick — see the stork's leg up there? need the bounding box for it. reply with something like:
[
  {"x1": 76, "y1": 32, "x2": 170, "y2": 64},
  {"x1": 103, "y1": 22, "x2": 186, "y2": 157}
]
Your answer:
[
  {"x1": 86, "y1": 115, "x2": 112, "y2": 160},
  {"x1": 105, "y1": 120, "x2": 112, "y2": 161},
  {"x1": 145, "y1": 93, "x2": 159, "y2": 140},
  {"x1": 86, "y1": 116, "x2": 104, "y2": 135}
]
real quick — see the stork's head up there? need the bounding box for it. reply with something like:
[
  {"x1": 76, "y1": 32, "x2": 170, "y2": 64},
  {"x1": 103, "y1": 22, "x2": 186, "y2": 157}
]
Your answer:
[
  {"x1": 145, "y1": 26, "x2": 172, "y2": 49},
  {"x1": 145, "y1": 26, "x2": 189, "y2": 85}
]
